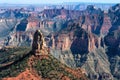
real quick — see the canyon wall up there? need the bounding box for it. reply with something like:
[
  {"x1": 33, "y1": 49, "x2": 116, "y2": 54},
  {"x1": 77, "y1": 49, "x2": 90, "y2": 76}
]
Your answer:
[{"x1": 1, "y1": 4, "x2": 120, "y2": 80}]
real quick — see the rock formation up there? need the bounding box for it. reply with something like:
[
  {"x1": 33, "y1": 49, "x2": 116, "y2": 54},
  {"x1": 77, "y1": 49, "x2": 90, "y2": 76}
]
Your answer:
[
  {"x1": 47, "y1": 19, "x2": 112, "y2": 80},
  {"x1": 104, "y1": 4, "x2": 120, "y2": 79},
  {"x1": 32, "y1": 30, "x2": 48, "y2": 55},
  {"x1": 1, "y1": 4, "x2": 120, "y2": 80}
]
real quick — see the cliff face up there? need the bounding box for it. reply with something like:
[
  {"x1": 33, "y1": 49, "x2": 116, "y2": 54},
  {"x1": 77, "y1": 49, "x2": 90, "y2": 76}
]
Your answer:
[
  {"x1": 1, "y1": 4, "x2": 120, "y2": 80},
  {"x1": 101, "y1": 13, "x2": 112, "y2": 35},
  {"x1": 81, "y1": 5, "x2": 104, "y2": 35},
  {"x1": 48, "y1": 6, "x2": 105, "y2": 52},
  {"x1": 4, "y1": 5, "x2": 104, "y2": 48},
  {"x1": 41, "y1": 9, "x2": 82, "y2": 19},
  {"x1": 4, "y1": 31, "x2": 34, "y2": 46},
  {"x1": 1, "y1": 30, "x2": 87, "y2": 80},
  {"x1": 32, "y1": 30, "x2": 48, "y2": 56},
  {"x1": 0, "y1": 18, "x2": 17, "y2": 47},
  {"x1": 4, "y1": 16, "x2": 68, "y2": 47},
  {"x1": 44, "y1": 5, "x2": 116, "y2": 80},
  {"x1": 104, "y1": 4, "x2": 120, "y2": 79},
  {"x1": 48, "y1": 20, "x2": 112, "y2": 80}
]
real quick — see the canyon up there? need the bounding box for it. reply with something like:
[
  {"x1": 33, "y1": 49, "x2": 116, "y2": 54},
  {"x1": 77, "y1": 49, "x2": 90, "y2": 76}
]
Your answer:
[{"x1": 0, "y1": 3, "x2": 120, "y2": 80}]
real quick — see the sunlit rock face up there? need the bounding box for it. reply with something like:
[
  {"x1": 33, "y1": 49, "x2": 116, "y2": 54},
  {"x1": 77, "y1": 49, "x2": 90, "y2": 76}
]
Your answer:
[
  {"x1": 1, "y1": 4, "x2": 120, "y2": 80},
  {"x1": 0, "y1": 18, "x2": 17, "y2": 47},
  {"x1": 101, "y1": 13, "x2": 112, "y2": 35},
  {"x1": 32, "y1": 30, "x2": 48, "y2": 55},
  {"x1": 45, "y1": 6, "x2": 114, "y2": 79},
  {"x1": 104, "y1": 4, "x2": 120, "y2": 80},
  {"x1": 4, "y1": 31, "x2": 33, "y2": 46}
]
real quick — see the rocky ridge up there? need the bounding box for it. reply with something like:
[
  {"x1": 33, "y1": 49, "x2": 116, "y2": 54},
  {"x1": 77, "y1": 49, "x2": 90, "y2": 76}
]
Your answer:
[
  {"x1": 0, "y1": 4, "x2": 120, "y2": 80},
  {"x1": 1, "y1": 30, "x2": 87, "y2": 80}
]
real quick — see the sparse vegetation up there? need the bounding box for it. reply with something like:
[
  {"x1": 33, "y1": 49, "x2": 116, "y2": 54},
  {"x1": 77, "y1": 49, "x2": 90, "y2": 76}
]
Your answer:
[
  {"x1": 0, "y1": 55, "x2": 28, "y2": 78},
  {"x1": 0, "y1": 47, "x2": 31, "y2": 78},
  {"x1": 33, "y1": 55, "x2": 84, "y2": 80},
  {"x1": 0, "y1": 47, "x2": 31, "y2": 64},
  {"x1": 0, "y1": 47, "x2": 87, "y2": 80}
]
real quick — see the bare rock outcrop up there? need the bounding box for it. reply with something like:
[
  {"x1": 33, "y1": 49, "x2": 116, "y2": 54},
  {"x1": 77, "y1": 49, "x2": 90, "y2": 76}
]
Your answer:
[
  {"x1": 104, "y1": 4, "x2": 120, "y2": 79},
  {"x1": 32, "y1": 30, "x2": 48, "y2": 55}
]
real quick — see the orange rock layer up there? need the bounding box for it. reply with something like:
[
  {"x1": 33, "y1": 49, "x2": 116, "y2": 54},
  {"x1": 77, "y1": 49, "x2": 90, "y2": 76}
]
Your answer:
[{"x1": 3, "y1": 69, "x2": 41, "y2": 80}]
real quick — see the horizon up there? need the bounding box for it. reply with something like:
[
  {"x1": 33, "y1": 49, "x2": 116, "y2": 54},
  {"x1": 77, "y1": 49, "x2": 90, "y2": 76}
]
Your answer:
[{"x1": 0, "y1": 0, "x2": 119, "y2": 4}]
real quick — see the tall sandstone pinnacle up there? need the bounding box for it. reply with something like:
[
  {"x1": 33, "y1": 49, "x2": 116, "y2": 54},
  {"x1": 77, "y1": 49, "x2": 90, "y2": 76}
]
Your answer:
[{"x1": 32, "y1": 30, "x2": 48, "y2": 55}]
